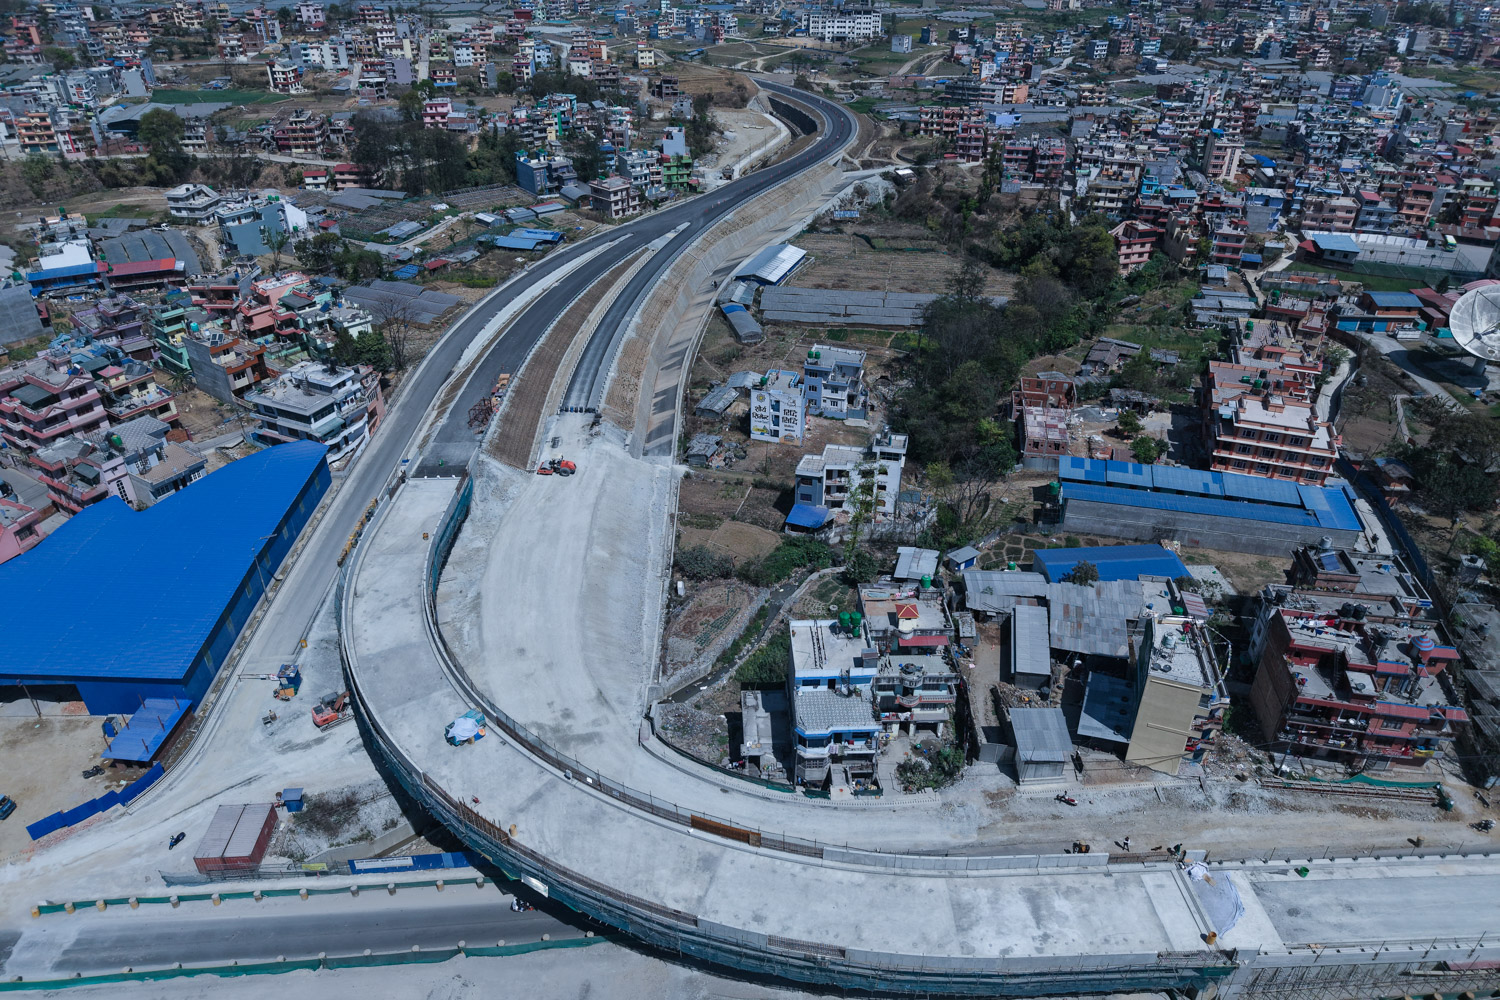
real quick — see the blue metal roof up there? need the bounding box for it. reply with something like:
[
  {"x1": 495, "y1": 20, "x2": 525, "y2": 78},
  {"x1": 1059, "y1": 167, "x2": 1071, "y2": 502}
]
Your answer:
[
  {"x1": 1221, "y1": 473, "x2": 1302, "y2": 505},
  {"x1": 786, "y1": 503, "x2": 829, "y2": 529},
  {"x1": 1149, "y1": 464, "x2": 1222, "y2": 496},
  {"x1": 1105, "y1": 461, "x2": 1153, "y2": 489},
  {"x1": 1364, "y1": 290, "x2": 1422, "y2": 309},
  {"x1": 489, "y1": 235, "x2": 545, "y2": 250},
  {"x1": 1060, "y1": 482, "x2": 1322, "y2": 527},
  {"x1": 1311, "y1": 232, "x2": 1361, "y2": 254},
  {"x1": 0, "y1": 441, "x2": 327, "y2": 684},
  {"x1": 511, "y1": 228, "x2": 563, "y2": 241},
  {"x1": 105, "y1": 698, "x2": 190, "y2": 763},
  {"x1": 1033, "y1": 545, "x2": 1189, "y2": 583}
]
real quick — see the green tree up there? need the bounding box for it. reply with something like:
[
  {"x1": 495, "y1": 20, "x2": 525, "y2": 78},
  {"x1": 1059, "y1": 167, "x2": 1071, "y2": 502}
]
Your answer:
[
  {"x1": 1063, "y1": 560, "x2": 1099, "y2": 585},
  {"x1": 356, "y1": 328, "x2": 394, "y2": 372},
  {"x1": 1130, "y1": 435, "x2": 1164, "y2": 464},
  {"x1": 294, "y1": 231, "x2": 347, "y2": 273},
  {"x1": 137, "y1": 108, "x2": 184, "y2": 154},
  {"x1": 330, "y1": 329, "x2": 360, "y2": 366},
  {"x1": 1116, "y1": 408, "x2": 1142, "y2": 438},
  {"x1": 43, "y1": 46, "x2": 75, "y2": 69}
]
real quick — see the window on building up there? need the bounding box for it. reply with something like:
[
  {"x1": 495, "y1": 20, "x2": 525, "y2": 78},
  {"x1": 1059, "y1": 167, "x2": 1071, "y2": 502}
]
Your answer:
[{"x1": 1380, "y1": 718, "x2": 1402, "y2": 730}]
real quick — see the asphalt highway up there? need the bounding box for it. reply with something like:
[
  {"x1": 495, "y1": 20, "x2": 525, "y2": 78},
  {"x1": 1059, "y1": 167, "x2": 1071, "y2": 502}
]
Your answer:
[
  {"x1": 419, "y1": 80, "x2": 856, "y2": 472},
  {"x1": 3, "y1": 892, "x2": 587, "y2": 977}
]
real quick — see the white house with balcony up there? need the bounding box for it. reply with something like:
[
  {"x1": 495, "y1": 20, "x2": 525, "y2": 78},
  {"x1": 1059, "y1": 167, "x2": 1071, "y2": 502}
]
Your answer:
[
  {"x1": 164, "y1": 183, "x2": 223, "y2": 223},
  {"x1": 244, "y1": 360, "x2": 379, "y2": 464}
]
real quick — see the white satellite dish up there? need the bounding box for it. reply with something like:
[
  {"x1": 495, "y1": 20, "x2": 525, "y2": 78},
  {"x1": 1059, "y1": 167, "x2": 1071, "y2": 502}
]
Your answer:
[{"x1": 1447, "y1": 284, "x2": 1500, "y2": 362}]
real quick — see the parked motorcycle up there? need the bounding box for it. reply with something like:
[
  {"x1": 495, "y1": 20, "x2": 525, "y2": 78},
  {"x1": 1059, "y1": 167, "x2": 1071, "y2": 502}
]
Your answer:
[
  {"x1": 168, "y1": 832, "x2": 186, "y2": 850},
  {"x1": 1055, "y1": 793, "x2": 1078, "y2": 806},
  {"x1": 80, "y1": 766, "x2": 104, "y2": 779}
]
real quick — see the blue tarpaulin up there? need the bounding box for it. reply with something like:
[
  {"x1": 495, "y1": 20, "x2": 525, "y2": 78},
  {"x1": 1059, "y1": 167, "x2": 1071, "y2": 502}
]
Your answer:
[{"x1": 786, "y1": 503, "x2": 830, "y2": 529}]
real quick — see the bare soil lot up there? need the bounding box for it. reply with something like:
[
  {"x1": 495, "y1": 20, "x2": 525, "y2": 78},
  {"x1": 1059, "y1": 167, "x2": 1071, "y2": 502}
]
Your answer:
[
  {"x1": 0, "y1": 715, "x2": 115, "y2": 859},
  {"x1": 790, "y1": 228, "x2": 1015, "y2": 296}
]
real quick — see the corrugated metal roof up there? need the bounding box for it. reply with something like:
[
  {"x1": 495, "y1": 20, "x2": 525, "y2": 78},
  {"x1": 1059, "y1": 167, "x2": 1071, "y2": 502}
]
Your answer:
[
  {"x1": 1057, "y1": 458, "x2": 1360, "y2": 530},
  {"x1": 1011, "y1": 706, "x2": 1070, "y2": 762},
  {"x1": 0, "y1": 441, "x2": 327, "y2": 684},
  {"x1": 734, "y1": 243, "x2": 806, "y2": 284},
  {"x1": 1033, "y1": 545, "x2": 1188, "y2": 583},
  {"x1": 1010, "y1": 603, "x2": 1050, "y2": 677}
]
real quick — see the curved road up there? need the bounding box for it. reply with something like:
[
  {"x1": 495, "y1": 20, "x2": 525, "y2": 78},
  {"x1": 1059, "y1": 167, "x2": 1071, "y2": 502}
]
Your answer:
[{"x1": 417, "y1": 81, "x2": 854, "y2": 473}]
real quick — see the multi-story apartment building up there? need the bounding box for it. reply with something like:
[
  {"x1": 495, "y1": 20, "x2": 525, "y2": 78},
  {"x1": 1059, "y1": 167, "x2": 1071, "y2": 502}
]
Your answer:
[
  {"x1": 614, "y1": 149, "x2": 663, "y2": 192},
  {"x1": 800, "y1": 7, "x2": 881, "y2": 42},
  {"x1": 1203, "y1": 131, "x2": 1244, "y2": 181},
  {"x1": 98, "y1": 359, "x2": 178, "y2": 426},
  {"x1": 244, "y1": 360, "x2": 384, "y2": 464},
  {"x1": 1250, "y1": 589, "x2": 1467, "y2": 770},
  {"x1": 0, "y1": 492, "x2": 46, "y2": 564},
  {"x1": 514, "y1": 151, "x2": 576, "y2": 196},
  {"x1": 1210, "y1": 218, "x2": 1248, "y2": 266},
  {"x1": 787, "y1": 617, "x2": 882, "y2": 788},
  {"x1": 588, "y1": 175, "x2": 641, "y2": 219},
  {"x1": 266, "y1": 58, "x2": 305, "y2": 93},
  {"x1": 164, "y1": 182, "x2": 223, "y2": 223},
  {"x1": 183, "y1": 323, "x2": 275, "y2": 404},
  {"x1": 1109, "y1": 219, "x2": 1163, "y2": 273},
  {"x1": 793, "y1": 431, "x2": 908, "y2": 521},
  {"x1": 16, "y1": 110, "x2": 57, "y2": 153},
  {"x1": 273, "y1": 109, "x2": 329, "y2": 155},
  {"x1": 0, "y1": 365, "x2": 108, "y2": 456},
  {"x1": 1202, "y1": 364, "x2": 1337, "y2": 485},
  {"x1": 1118, "y1": 614, "x2": 1228, "y2": 773},
  {"x1": 801, "y1": 344, "x2": 865, "y2": 417},
  {"x1": 748, "y1": 369, "x2": 805, "y2": 444}
]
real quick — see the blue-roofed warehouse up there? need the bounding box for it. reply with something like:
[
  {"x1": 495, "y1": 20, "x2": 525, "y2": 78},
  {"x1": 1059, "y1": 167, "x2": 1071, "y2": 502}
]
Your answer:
[
  {"x1": 0, "y1": 441, "x2": 330, "y2": 715},
  {"x1": 1032, "y1": 545, "x2": 1189, "y2": 583},
  {"x1": 1056, "y1": 457, "x2": 1364, "y2": 556}
]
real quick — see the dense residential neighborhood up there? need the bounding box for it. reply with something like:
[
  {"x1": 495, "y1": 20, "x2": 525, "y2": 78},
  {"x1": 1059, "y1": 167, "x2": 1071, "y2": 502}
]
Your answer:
[{"x1": 3, "y1": 0, "x2": 1500, "y2": 992}]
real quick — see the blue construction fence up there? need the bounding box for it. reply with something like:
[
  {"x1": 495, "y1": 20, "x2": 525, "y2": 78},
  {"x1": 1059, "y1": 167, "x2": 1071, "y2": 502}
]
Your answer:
[
  {"x1": 27, "y1": 762, "x2": 164, "y2": 841},
  {"x1": 347, "y1": 850, "x2": 481, "y2": 874}
]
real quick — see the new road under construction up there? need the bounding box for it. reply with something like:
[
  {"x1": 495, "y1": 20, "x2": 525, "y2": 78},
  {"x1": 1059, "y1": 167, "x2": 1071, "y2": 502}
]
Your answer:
[{"x1": 334, "y1": 83, "x2": 1500, "y2": 998}]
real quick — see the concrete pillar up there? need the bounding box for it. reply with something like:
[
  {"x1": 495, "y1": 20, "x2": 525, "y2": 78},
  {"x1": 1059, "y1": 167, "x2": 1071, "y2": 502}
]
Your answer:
[
  {"x1": 63, "y1": 903, "x2": 74, "y2": 914},
  {"x1": 211, "y1": 893, "x2": 221, "y2": 906},
  {"x1": 94, "y1": 900, "x2": 106, "y2": 912},
  {"x1": 128, "y1": 897, "x2": 138, "y2": 909},
  {"x1": 387, "y1": 882, "x2": 397, "y2": 895},
  {"x1": 169, "y1": 896, "x2": 179, "y2": 908}
]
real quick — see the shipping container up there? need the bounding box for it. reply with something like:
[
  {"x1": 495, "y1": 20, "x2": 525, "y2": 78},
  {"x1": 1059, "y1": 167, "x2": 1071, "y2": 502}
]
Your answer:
[
  {"x1": 220, "y1": 802, "x2": 277, "y2": 868},
  {"x1": 193, "y1": 803, "x2": 245, "y2": 874}
]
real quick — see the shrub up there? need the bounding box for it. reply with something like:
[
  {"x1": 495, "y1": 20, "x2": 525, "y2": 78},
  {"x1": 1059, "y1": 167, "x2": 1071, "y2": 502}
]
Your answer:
[
  {"x1": 734, "y1": 631, "x2": 790, "y2": 685},
  {"x1": 895, "y1": 744, "x2": 965, "y2": 792},
  {"x1": 737, "y1": 537, "x2": 832, "y2": 587},
  {"x1": 676, "y1": 545, "x2": 733, "y2": 580}
]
